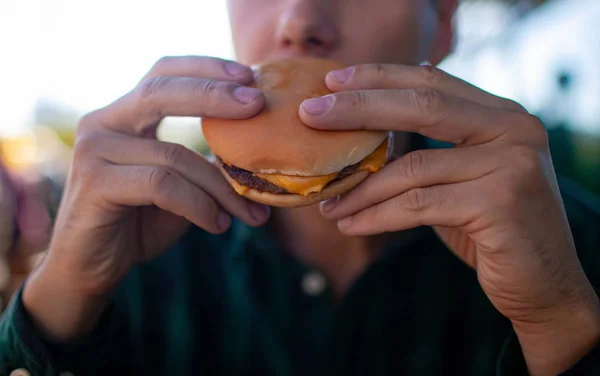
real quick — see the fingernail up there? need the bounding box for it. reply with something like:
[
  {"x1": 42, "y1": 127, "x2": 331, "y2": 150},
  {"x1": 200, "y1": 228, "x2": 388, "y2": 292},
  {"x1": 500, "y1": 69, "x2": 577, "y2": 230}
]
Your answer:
[
  {"x1": 233, "y1": 86, "x2": 262, "y2": 104},
  {"x1": 338, "y1": 217, "x2": 352, "y2": 230},
  {"x1": 225, "y1": 61, "x2": 250, "y2": 77},
  {"x1": 249, "y1": 203, "x2": 270, "y2": 222},
  {"x1": 328, "y1": 67, "x2": 354, "y2": 83},
  {"x1": 302, "y1": 95, "x2": 334, "y2": 116},
  {"x1": 320, "y1": 196, "x2": 339, "y2": 214},
  {"x1": 217, "y1": 212, "x2": 231, "y2": 231}
]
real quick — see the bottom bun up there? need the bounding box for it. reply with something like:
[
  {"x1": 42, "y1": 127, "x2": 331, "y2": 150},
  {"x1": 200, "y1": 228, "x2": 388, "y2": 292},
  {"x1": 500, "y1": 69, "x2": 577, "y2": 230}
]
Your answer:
[{"x1": 216, "y1": 161, "x2": 370, "y2": 208}]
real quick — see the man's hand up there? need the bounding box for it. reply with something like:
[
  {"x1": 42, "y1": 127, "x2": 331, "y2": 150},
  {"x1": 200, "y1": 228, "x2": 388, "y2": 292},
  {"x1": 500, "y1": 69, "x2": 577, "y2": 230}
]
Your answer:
[
  {"x1": 23, "y1": 56, "x2": 271, "y2": 341},
  {"x1": 300, "y1": 63, "x2": 600, "y2": 376}
]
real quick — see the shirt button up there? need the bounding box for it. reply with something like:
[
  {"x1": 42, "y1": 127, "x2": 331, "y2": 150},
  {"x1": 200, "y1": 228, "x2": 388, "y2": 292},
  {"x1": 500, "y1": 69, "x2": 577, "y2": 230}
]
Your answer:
[
  {"x1": 301, "y1": 271, "x2": 327, "y2": 296},
  {"x1": 10, "y1": 369, "x2": 31, "y2": 376}
]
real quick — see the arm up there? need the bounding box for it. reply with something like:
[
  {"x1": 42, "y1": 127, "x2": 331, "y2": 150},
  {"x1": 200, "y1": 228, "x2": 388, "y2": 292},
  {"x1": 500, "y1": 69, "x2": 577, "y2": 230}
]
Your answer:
[
  {"x1": 0, "y1": 284, "x2": 125, "y2": 376},
  {"x1": 304, "y1": 63, "x2": 600, "y2": 375},
  {"x1": 0, "y1": 56, "x2": 270, "y2": 374}
]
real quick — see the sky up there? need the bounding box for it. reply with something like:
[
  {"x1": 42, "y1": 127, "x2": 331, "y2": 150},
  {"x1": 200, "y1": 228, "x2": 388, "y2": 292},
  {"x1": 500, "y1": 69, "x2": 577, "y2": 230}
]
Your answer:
[
  {"x1": 0, "y1": 0, "x2": 234, "y2": 137},
  {"x1": 1, "y1": 0, "x2": 599, "y2": 137}
]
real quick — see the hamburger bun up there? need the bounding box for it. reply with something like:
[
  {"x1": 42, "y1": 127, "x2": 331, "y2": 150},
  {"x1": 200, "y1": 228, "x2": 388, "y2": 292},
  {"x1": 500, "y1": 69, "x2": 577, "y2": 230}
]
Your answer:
[{"x1": 202, "y1": 57, "x2": 390, "y2": 207}]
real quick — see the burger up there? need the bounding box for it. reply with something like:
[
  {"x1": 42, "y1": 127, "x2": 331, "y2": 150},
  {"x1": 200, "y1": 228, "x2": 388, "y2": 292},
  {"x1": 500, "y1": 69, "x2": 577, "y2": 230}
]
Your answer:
[{"x1": 202, "y1": 57, "x2": 392, "y2": 208}]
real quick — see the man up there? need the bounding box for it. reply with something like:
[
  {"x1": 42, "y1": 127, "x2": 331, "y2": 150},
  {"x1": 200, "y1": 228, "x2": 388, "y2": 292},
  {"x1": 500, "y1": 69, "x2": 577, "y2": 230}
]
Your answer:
[{"x1": 1, "y1": 0, "x2": 599, "y2": 375}]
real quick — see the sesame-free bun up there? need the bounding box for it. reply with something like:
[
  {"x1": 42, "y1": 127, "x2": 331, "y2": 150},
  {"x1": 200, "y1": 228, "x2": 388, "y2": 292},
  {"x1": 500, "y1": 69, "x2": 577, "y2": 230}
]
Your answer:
[
  {"x1": 202, "y1": 57, "x2": 388, "y2": 176},
  {"x1": 216, "y1": 161, "x2": 370, "y2": 207}
]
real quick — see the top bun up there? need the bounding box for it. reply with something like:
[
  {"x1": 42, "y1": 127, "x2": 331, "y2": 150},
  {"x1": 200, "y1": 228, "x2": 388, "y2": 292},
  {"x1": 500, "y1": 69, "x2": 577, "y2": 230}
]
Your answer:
[{"x1": 202, "y1": 57, "x2": 388, "y2": 176}]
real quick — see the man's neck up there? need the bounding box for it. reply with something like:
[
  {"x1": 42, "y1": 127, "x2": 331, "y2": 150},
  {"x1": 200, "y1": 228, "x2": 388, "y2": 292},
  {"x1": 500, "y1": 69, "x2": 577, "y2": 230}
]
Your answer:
[
  {"x1": 270, "y1": 205, "x2": 383, "y2": 300},
  {"x1": 267, "y1": 132, "x2": 413, "y2": 299}
]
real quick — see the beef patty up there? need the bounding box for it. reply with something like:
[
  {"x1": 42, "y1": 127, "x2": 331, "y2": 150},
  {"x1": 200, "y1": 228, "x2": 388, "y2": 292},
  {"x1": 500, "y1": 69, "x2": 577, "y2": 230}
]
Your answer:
[{"x1": 221, "y1": 160, "x2": 361, "y2": 195}]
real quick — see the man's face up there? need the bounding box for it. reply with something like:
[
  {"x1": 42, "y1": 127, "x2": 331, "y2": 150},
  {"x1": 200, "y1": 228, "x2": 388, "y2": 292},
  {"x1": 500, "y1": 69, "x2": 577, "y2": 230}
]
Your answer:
[{"x1": 228, "y1": 0, "x2": 444, "y2": 67}]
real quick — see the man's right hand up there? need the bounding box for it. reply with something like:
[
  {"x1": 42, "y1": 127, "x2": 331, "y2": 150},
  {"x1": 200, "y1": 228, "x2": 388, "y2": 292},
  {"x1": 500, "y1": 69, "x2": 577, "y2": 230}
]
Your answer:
[{"x1": 21, "y1": 56, "x2": 270, "y2": 340}]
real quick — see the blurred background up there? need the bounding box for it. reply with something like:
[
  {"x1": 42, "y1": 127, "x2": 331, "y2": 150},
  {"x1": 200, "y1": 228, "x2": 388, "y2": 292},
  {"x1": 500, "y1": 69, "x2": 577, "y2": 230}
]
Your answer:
[{"x1": 0, "y1": 0, "x2": 599, "y2": 309}]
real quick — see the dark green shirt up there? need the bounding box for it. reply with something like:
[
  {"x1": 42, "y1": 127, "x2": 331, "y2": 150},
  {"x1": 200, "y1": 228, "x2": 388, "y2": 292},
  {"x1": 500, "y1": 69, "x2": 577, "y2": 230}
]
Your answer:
[{"x1": 1, "y1": 177, "x2": 600, "y2": 376}]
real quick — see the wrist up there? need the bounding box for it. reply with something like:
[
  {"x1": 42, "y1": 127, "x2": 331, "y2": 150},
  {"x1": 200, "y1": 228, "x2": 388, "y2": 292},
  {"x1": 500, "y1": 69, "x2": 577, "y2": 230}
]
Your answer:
[
  {"x1": 512, "y1": 285, "x2": 600, "y2": 376},
  {"x1": 22, "y1": 259, "x2": 111, "y2": 341}
]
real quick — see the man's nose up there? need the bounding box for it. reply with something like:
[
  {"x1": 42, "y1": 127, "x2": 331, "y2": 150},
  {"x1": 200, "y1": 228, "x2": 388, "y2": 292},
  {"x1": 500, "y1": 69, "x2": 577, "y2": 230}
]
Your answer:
[{"x1": 275, "y1": 0, "x2": 337, "y2": 54}]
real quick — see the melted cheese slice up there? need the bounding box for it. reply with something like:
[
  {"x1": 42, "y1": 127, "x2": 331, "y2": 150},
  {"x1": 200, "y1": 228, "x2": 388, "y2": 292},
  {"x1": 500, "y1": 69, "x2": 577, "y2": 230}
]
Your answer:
[
  {"x1": 252, "y1": 139, "x2": 389, "y2": 196},
  {"x1": 255, "y1": 172, "x2": 338, "y2": 196},
  {"x1": 229, "y1": 177, "x2": 250, "y2": 195},
  {"x1": 357, "y1": 139, "x2": 388, "y2": 173}
]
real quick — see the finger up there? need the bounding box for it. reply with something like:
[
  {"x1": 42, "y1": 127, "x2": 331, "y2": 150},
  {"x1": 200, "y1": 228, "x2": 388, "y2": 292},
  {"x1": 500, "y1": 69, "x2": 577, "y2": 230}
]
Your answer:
[
  {"x1": 142, "y1": 56, "x2": 255, "y2": 85},
  {"x1": 335, "y1": 183, "x2": 474, "y2": 236},
  {"x1": 80, "y1": 134, "x2": 270, "y2": 226},
  {"x1": 91, "y1": 76, "x2": 264, "y2": 135},
  {"x1": 300, "y1": 88, "x2": 529, "y2": 145},
  {"x1": 98, "y1": 164, "x2": 230, "y2": 234},
  {"x1": 325, "y1": 64, "x2": 526, "y2": 113},
  {"x1": 320, "y1": 146, "x2": 499, "y2": 220}
]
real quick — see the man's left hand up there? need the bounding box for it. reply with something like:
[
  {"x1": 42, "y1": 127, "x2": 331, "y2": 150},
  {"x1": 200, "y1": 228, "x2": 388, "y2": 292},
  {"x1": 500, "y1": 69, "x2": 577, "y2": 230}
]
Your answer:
[{"x1": 300, "y1": 63, "x2": 600, "y2": 376}]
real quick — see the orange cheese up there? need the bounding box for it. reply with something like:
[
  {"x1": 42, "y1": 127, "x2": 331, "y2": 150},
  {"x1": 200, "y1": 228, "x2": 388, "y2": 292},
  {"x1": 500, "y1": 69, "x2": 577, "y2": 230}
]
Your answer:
[
  {"x1": 357, "y1": 139, "x2": 388, "y2": 173},
  {"x1": 255, "y1": 172, "x2": 338, "y2": 196},
  {"x1": 229, "y1": 177, "x2": 250, "y2": 195},
  {"x1": 252, "y1": 140, "x2": 388, "y2": 196},
  {"x1": 226, "y1": 139, "x2": 388, "y2": 196}
]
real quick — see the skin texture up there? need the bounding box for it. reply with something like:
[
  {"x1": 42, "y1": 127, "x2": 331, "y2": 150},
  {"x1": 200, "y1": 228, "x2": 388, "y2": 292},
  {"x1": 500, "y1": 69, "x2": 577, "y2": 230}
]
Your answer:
[
  {"x1": 305, "y1": 64, "x2": 600, "y2": 375},
  {"x1": 22, "y1": 1, "x2": 599, "y2": 375},
  {"x1": 24, "y1": 57, "x2": 272, "y2": 337}
]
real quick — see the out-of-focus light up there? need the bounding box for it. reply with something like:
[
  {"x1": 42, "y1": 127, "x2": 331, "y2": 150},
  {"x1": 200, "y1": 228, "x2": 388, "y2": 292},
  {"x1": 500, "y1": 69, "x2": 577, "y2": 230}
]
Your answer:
[
  {"x1": 443, "y1": 0, "x2": 600, "y2": 135},
  {"x1": 0, "y1": 126, "x2": 72, "y2": 174},
  {"x1": 0, "y1": 132, "x2": 39, "y2": 172}
]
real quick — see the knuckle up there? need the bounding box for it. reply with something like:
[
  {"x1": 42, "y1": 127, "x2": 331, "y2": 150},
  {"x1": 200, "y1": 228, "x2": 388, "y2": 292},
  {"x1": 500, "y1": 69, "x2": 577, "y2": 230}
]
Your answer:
[
  {"x1": 137, "y1": 76, "x2": 169, "y2": 102},
  {"x1": 503, "y1": 98, "x2": 528, "y2": 113},
  {"x1": 394, "y1": 150, "x2": 426, "y2": 181},
  {"x1": 72, "y1": 133, "x2": 99, "y2": 161},
  {"x1": 509, "y1": 145, "x2": 542, "y2": 176},
  {"x1": 363, "y1": 63, "x2": 386, "y2": 82},
  {"x1": 197, "y1": 79, "x2": 223, "y2": 96},
  {"x1": 510, "y1": 113, "x2": 548, "y2": 144},
  {"x1": 149, "y1": 167, "x2": 175, "y2": 198},
  {"x1": 495, "y1": 146, "x2": 545, "y2": 202},
  {"x1": 419, "y1": 64, "x2": 444, "y2": 84},
  {"x1": 136, "y1": 76, "x2": 171, "y2": 120},
  {"x1": 521, "y1": 113, "x2": 548, "y2": 145},
  {"x1": 401, "y1": 188, "x2": 428, "y2": 212},
  {"x1": 69, "y1": 149, "x2": 99, "y2": 189},
  {"x1": 76, "y1": 110, "x2": 102, "y2": 135},
  {"x1": 160, "y1": 142, "x2": 187, "y2": 166},
  {"x1": 196, "y1": 79, "x2": 228, "y2": 111},
  {"x1": 349, "y1": 90, "x2": 370, "y2": 109},
  {"x1": 405, "y1": 150, "x2": 427, "y2": 180},
  {"x1": 410, "y1": 87, "x2": 444, "y2": 120}
]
